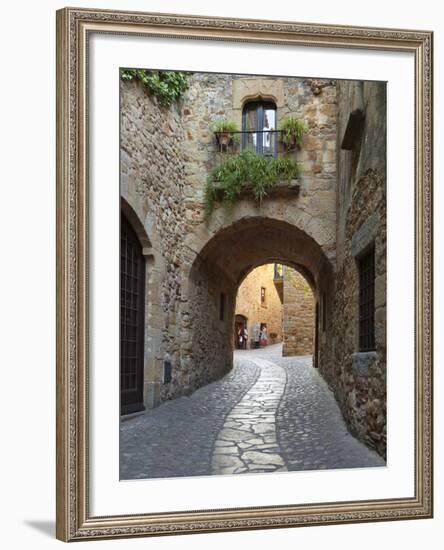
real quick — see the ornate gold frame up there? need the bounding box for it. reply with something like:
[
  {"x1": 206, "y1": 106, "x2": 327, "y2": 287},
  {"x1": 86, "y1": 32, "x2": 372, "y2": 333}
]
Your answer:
[{"x1": 56, "y1": 7, "x2": 433, "y2": 542}]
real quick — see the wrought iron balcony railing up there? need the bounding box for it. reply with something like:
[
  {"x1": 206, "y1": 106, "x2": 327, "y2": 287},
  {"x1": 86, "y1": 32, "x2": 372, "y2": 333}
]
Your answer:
[
  {"x1": 208, "y1": 132, "x2": 302, "y2": 209},
  {"x1": 214, "y1": 129, "x2": 296, "y2": 157}
]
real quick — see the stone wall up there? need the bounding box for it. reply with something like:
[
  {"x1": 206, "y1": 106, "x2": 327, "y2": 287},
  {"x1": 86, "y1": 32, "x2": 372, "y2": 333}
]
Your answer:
[
  {"x1": 325, "y1": 80, "x2": 387, "y2": 457},
  {"x1": 120, "y1": 70, "x2": 386, "y2": 459},
  {"x1": 120, "y1": 73, "x2": 340, "y2": 409},
  {"x1": 179, "y1": 74, "x2": 338, "y2": 396},
  {"x1": 120, "y1": 79, "x2": 188, "y2": 407},
  {"x1": 120, "y1": 78, "x2": 238, "y2": 406},
  {"x1": 282, "y1": 269, "x2": 315, "y2": 356},
  {"x1": 235, "y1": 263, "x2": 283, "y2": 346},
  {"x1": 183, "y1": 259, "x2": 235, "y2": 394},
  {"x1": 181, "y1": 74, "x2": 338, "y2": 267}
]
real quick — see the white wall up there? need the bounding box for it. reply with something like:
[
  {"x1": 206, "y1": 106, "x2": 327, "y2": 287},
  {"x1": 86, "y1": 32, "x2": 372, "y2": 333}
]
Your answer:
[{"x1": 0, "y1": 0, "x2": 442, "y2": 548}]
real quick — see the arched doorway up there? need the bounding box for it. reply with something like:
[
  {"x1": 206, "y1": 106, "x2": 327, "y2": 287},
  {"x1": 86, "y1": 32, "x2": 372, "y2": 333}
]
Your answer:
[
  {"x1": 235, "y1": 262, "x2": 316, "y2": 356},
  {"x1": 186, "y1": 217, "x2": 334, "y2": 392},
  {"x1": 234, "y1": 314, "x2": 248, "y2": 349},
  {"x1": 120, "y1": 212, "x2": 146, "y2": 414}
]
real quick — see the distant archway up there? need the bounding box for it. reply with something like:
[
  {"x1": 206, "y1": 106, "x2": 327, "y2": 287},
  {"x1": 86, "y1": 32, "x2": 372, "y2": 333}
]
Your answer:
[
  {"x1": 184, "y1": 216, "x2": 334, "y2": 390},
  {"x1": 235, "y1": 262, "x2": 316, "y2": 355}
]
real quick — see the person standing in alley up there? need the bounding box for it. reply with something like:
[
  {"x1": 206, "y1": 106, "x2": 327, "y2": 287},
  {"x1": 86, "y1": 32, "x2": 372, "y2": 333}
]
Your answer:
[
  {"x1": 237, "y1": 326, "x2": 243, "y2": 349},
  {"x1": 260, "y1": 324, "x2": 268, "y2": 347},
  {"x1": 242, "y1": 326, "x2": 248, "y2": 349},
  {"x1": 253, "y1": 324, "x2": 260, "y2": 349}
]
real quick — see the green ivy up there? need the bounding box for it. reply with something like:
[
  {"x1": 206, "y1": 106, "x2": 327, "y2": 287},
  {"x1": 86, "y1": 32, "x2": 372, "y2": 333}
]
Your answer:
[
  {"x1": 121, "y1": 69, "x2": 189, "y2": 107},
  {"x1": 204, "y1": 150, "x2": 301, "y2": 216}
]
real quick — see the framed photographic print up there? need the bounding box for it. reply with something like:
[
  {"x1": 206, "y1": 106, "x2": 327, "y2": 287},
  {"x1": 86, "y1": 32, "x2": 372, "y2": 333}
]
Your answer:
[{"x1": 56, "y1": 7, "x2": 433, "y2": 542}]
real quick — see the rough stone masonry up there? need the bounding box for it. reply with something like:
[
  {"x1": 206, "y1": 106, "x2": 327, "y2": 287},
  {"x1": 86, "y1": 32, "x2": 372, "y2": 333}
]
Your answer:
[{"x1": 120, "y1": 72, "x2": 386, "y2": 457}]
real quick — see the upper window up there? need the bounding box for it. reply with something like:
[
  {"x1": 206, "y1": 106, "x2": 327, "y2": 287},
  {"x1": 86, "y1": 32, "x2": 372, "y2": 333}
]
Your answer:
[
  {"x1": 242, "y1": 101, "x2": 277, "y2": 158},
  {"x1": 260, "y1": 286, "x2": 266, "y2": 305},
  {"x1": 358, "y1": 246, "x2": 376, "y2": 352}
]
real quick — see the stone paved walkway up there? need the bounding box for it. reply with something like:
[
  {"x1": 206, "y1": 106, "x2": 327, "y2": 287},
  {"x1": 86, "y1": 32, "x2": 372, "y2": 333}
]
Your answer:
[
  {"x1": 212, "y1": 358, "x2": 287, "y2": 475},
  {"x1": 120, "y1": 344, "x2": 385, "y2": 479}
]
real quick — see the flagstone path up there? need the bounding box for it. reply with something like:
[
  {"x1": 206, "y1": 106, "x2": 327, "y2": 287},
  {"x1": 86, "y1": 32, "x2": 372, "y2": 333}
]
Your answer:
[{"x1": 120, "y1": 344, "x2": 385, "y2": 480}]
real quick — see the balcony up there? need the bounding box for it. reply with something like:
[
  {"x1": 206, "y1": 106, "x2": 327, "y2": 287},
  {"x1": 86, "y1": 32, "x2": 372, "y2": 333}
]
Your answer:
[{"x1": 205, "y1": 131, "x2": 301, "y2": 214}]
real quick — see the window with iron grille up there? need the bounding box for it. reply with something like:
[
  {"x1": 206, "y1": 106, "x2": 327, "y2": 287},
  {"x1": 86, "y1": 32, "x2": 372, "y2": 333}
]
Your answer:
[{"x1": 358, "y1": 246, "x2": 376, "y2": 351}]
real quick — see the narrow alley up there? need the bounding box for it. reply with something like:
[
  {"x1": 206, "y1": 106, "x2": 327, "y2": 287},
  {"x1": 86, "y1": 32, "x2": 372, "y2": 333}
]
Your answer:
[{"x1": 120, "y1": 345, "x2": 384, "y2": 480}]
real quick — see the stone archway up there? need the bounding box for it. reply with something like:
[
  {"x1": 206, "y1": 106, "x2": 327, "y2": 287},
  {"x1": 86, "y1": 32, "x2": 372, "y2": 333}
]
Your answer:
[
  {"x1": 195, "y1": 217, "x2": 332, "y2": 292},
  {"x1": 179, "y1": 217, "x2": 334, "y2": 397},
  {"x1": 120, "y1": 197, "x2": 152, "y2": 250},
  {"x1": 234, "y1": 261, "x2": 315, "y2": 353}
]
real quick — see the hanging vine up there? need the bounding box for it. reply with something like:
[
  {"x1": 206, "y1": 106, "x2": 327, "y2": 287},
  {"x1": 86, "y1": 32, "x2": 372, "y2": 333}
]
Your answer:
[
  {"x1": 120, "y1": 69, "x2": 189, "y2": 107},
  {"x1": 204, "y1": 150, "x2": 301, "y2": 216}
]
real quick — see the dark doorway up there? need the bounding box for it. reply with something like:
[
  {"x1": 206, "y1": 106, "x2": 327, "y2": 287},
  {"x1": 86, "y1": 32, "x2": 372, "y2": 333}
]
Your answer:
[
  {"x1": 234, "y1": 314, "x2": 248, "y2": 349},
  {"x1": 120, "y1": 212, "x2": 146, "y2": 415}
]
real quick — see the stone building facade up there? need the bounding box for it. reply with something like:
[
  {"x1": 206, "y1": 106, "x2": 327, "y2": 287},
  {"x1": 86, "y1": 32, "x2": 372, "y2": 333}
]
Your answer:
[
  {"x1": 282, "y1": 269, "x2": 315, "y2": 356},
  {"x1": 330, "y1": 81, "x2": 387, "y2": 457},
  {"x1": 234, "y1": 263, "x2": 315, "y2": 355},
  {"x1": 235, "y1": 264, "x2": 283, "y2": 347},
  {"x1": 120, "y1": 72, "x2": 386, "y2": 457}
]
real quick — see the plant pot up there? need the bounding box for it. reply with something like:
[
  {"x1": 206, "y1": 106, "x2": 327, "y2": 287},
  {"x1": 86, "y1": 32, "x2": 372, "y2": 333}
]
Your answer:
[
  {"x1": 217, "y1": 131, "x2": 232, "y2": 146},
  {"x1": 281, "y1": 135, "x2": 300, "y2": 151}
]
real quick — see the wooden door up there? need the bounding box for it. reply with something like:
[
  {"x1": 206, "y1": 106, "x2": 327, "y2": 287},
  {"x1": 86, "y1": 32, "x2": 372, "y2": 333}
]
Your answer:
[{"x1": 120, "y1": 213, "x2": 145, "y2": 414}]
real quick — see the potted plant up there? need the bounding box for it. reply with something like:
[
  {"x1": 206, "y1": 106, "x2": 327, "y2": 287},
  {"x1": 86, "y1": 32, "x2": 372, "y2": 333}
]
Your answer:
[
  {"x1": 213, "y1": 119, "x2": 240, "y2": 147},
  {"x1": 279, "y1": 116, "x2": 307, "y2": 150}
]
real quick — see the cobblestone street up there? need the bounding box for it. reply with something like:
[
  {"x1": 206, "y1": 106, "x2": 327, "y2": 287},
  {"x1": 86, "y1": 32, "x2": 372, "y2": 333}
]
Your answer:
[{"x1": 120, "y1": 344, "x2": 385, "y2": 479}]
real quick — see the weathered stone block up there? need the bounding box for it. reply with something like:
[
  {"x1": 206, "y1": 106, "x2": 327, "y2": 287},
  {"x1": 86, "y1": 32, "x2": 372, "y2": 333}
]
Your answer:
[
  {"x1": 375, "y1": 274, "x2": 386, "y2": 308},
  {"x1": 144, "y1": 381, "x2": 161, "y2": 409},
  {"x1": 351, "y1": 213, "x2": 379, "y2": 257},
  {"x1": 232, "y1": 78, "x2": 285, "y2": 109},
  {"x1": 352, "y1": 351, "x2": 378, "y2": 377}
]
